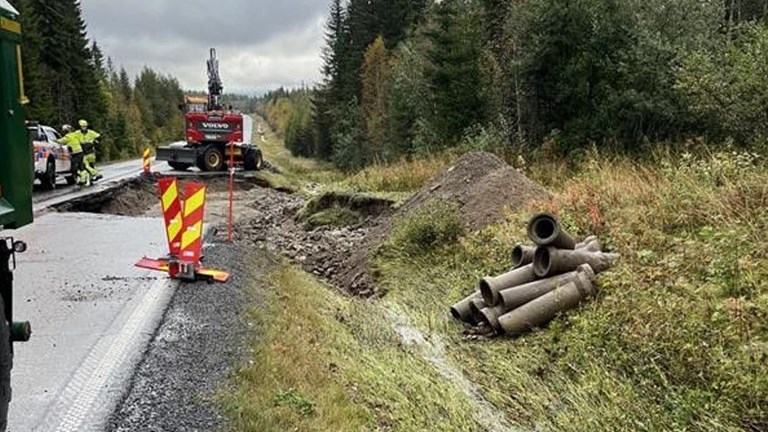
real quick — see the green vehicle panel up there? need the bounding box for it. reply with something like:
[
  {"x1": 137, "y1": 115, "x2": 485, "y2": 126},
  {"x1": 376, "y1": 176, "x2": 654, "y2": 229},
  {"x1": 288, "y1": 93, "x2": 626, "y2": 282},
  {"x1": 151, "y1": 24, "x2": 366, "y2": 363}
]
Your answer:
[{"x1": 0, "y1": 1, "x2": 32, "y2": 230}]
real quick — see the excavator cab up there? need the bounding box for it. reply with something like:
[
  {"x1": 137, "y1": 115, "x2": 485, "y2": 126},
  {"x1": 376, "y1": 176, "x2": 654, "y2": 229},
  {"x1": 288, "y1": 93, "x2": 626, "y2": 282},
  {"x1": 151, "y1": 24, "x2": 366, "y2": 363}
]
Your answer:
[{"x1": 180, "y1": 96, "x2": 208, "y2": 114}]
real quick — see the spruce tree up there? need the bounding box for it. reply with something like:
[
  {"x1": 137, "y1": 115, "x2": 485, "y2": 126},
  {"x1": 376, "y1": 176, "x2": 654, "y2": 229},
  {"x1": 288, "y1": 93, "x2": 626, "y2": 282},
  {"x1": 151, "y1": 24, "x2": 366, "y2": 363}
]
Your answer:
[
  {"x1": 426, "y1": 0, "x2": 488, "y2": 146},
  {"x1": 11, "y1": 0, "x2": 54, "y2": 122}
]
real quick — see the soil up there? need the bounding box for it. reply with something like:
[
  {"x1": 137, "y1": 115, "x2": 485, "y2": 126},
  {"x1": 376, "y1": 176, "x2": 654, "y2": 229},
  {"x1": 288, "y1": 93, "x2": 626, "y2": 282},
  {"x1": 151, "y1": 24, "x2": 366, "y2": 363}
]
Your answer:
[
  {"x1": 53, "y1": 177, "x2": 158, "y2": 216},
  {"x1": 335, "y1": 152, "x2": 550, "y2": 296}
]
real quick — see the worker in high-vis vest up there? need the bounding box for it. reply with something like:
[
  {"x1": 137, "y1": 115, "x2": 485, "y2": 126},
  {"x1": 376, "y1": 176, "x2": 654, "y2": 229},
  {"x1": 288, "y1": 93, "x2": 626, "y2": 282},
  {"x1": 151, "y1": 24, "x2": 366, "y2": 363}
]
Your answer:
[
  {"x1": 58, "y1": 124, "x2": 90, "y2": 186},
  {"x1": 76, "y1": 120, "x2": 102, "y2": 182}
]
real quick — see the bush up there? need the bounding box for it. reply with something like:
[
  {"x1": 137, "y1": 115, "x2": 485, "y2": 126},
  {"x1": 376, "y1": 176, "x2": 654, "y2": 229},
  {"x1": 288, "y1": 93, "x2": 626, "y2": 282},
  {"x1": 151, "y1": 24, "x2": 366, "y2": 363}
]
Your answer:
[{"x1": 389, "y1": 200, "x2": 464, "y2": 255}]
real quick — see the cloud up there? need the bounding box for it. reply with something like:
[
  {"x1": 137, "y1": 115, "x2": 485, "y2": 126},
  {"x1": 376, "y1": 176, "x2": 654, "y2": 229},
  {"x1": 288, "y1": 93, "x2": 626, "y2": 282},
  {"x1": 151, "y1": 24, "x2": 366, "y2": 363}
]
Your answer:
[{"x1": 81, "y1": 0, "x2": 328, "y2": 93}]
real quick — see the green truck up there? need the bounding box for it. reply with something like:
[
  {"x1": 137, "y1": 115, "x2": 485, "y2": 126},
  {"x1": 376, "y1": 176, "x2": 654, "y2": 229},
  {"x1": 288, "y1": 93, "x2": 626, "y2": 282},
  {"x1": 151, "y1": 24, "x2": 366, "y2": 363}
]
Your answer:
[{"x1": 0, "y1": 1, "x2": 34, "y2": 430}]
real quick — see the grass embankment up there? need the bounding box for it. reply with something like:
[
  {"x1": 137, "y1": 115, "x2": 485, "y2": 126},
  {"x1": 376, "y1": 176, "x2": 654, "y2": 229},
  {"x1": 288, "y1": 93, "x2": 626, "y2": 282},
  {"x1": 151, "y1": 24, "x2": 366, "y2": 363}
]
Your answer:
[
  {"x1": 229, "y1": 119, "x2": 768, "y2": 431},
  {"x1": 376, "y1": 147, "x2": 768, "y2": 431},
  {"x1": 222, "y1": 265, "x2": 480, "y2": 431}
]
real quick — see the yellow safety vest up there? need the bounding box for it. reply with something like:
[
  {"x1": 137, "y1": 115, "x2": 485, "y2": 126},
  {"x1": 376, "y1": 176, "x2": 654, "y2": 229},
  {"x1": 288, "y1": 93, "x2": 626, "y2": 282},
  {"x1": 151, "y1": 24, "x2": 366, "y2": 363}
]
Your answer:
[{"x1": 58, "y1": 130, "x2": 101, "y2": 154}]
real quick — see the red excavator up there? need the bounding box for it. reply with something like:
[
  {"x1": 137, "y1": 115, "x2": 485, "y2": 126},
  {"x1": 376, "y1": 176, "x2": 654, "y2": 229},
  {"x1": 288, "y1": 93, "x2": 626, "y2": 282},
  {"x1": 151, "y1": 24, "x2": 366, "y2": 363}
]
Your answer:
[{"x1": 157, "y1": 49, "x2": 264, "y2": 172}]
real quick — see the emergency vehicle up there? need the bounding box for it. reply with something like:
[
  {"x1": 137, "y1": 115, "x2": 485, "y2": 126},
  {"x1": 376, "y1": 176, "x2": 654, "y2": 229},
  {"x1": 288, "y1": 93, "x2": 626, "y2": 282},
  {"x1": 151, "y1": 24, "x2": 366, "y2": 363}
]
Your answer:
[{"x1": 27, "y1": 123, "x2": 73, "y2": 190}]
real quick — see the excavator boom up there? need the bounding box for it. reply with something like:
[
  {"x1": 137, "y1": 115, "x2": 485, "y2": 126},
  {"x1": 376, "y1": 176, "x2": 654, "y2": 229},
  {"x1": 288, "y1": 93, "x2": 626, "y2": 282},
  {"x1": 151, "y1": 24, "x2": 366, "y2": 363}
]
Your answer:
[{"x1": 207, "y1": 48, "x2": 224, "y2": 111}]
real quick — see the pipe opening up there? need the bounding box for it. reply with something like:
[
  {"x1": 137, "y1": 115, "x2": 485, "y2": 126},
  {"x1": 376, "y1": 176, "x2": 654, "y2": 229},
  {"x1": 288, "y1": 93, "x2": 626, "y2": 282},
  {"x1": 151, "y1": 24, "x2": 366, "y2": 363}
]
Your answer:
[
  {"x1": 531, "y1": 216, "x2": 557, "y2": 242},
  {"x1": 479, "y1": 280, "x2": 493, "y2": 305},
  {"x1": 511, "y1": 245, "x2": 525, "y2": 268},
  {"x1": 469, "y1": 300, "x2": 487, "y2": 325},
  {"x1": 534, "y1": 247, "x2": 550, "y2": 276},
  {"x1": 450, "y1": 307, "x2": 462, "y2": 320}
]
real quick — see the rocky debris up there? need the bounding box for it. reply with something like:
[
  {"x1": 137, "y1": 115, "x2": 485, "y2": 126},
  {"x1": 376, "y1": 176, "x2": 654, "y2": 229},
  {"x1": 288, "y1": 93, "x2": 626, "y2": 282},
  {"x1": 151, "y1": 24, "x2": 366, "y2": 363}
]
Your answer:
[
  {"x1": 133, "y1": 152, "x2": 550, "y2": 299},
  {"x1": 236, "y1": 188, "x2": 373, "y2": 291}
]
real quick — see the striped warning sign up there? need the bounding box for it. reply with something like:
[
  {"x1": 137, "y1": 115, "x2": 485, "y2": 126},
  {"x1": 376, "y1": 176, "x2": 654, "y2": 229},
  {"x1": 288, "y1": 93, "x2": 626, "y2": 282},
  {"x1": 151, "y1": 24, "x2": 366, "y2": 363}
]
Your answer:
[
  {"x1": 143, "y1": 148, "x2": 151, "y2": 175},
  {"x1": 180, "y1": 182, "x2": 206, "y2": 264},
  {"x1": 158, "y1": 177, "x2": 183, "y2": 257}
]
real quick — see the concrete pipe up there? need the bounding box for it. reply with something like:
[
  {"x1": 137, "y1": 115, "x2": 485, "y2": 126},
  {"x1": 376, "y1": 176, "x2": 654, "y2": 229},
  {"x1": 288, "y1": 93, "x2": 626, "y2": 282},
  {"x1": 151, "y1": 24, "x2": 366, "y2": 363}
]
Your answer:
[
  {"x1": 511, "y1": 245, "x2": 536, "y2": 269},
  {"x1": 498, "y1": 273, "x2": 594, "y2": 336},
  {"x1": 478, "y1": 305, "x2": 507, "y2": 333},
  {"x1": 576, "y1": 236, "x2": 602, "y2": 252},
  {"x1": 510, "y1": 238, "x2": 595, "y2": 270},
  {"x1": 534, "y1": 247, "x2": 619, "y2": 278},
  {"x1": 527, "y1": 213, "x2": 577, "y2": 249},
  {"x1": 468, "y1": 298, "x2": 488, "y2": 325},
  {"x1": 576, "y1": 235, "x2": 597, "y2": 248},
  {"x1": 450, "y1": 291, "x2": 481, "y2": 323},
  {"x1": 499, "y1": 264, "x2": 594, "y2": 310},
  {"x1": 479, "y1": 264, "x2": 537, "y2": 307}
]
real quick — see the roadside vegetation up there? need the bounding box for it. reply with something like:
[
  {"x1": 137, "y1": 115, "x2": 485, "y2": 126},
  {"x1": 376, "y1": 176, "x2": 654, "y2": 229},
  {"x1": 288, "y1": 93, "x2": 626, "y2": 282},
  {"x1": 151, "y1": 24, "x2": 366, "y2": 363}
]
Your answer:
[
  {"x1": 226, "y1": 0, "x2": 768, "y2": 430},
  {"x1": 226, "y1": 135, "x2": 768, "y2": 431},
  {"x1": 221, "y1": 260, "x2": 481, "y2": 432}
]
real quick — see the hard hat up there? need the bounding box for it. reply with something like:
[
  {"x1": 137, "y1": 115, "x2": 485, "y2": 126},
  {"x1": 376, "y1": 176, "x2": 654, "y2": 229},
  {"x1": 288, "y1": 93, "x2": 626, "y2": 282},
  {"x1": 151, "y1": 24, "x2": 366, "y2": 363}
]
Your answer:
[
  {"x1": 62, "y1": 124, "x2": 72, "y2": 133},
  {"x1": 78, "y1": 119, "x2": 88, "y2": 128}
]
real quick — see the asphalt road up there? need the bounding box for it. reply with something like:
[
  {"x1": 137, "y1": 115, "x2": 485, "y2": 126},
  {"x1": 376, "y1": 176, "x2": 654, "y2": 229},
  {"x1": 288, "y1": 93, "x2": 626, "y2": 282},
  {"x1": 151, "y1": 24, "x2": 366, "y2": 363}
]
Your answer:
[
  {"x1": 8, "y1": 213, "x2": 173, "y2": 432},
  {"x1": 32, "y1": 158, "x2": 169, "y2": 213},
  {"x1": 6, "y1": 157, "x2": 180, "y2": 431}
]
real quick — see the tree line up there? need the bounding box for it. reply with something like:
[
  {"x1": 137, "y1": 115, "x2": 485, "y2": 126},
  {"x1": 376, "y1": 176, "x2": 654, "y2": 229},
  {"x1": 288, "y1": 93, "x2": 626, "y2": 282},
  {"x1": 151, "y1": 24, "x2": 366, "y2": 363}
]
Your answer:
[
  {"x1": 11, "y1": 0, "x2": 184, "y2": 161},
  {"x1": 263, "y1": 0, "x2": 768, "y2": 171}
]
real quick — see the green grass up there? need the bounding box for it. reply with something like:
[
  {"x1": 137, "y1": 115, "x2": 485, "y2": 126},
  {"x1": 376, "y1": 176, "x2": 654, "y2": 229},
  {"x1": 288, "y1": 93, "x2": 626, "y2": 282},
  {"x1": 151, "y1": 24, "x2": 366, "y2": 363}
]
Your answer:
[
  {"x1": 221, "y1": 262, "x2": 484, "y2": 431},
  {"x1": 231, "y1": 122, "x2": 768, "y2": 431},
  {"x1": 301, "y1": 205, "x2": 364, "y2": 229},
  {"x1": 387, "y1": 199, "x2": 465, "y2": 256},
  {"x1": 254, "y1": 117, "x2": 344, "y2": 194},
  {"x1": 255, "y1": 115, "x2": 448, "y2": 203}
]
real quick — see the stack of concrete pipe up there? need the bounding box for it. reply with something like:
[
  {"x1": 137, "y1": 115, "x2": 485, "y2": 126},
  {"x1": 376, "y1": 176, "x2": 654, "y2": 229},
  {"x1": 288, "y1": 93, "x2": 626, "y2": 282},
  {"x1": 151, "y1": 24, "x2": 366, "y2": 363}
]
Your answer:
[{"x1": 450, "y1": 213, "x2": 619, "y2": 336}]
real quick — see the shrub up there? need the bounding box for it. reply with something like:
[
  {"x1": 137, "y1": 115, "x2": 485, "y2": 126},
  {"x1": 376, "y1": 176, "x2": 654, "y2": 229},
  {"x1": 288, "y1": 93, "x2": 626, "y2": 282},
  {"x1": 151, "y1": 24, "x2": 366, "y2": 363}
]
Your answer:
[{"x1": 389, "y1": 200, "x2": 464, "y2": 255}]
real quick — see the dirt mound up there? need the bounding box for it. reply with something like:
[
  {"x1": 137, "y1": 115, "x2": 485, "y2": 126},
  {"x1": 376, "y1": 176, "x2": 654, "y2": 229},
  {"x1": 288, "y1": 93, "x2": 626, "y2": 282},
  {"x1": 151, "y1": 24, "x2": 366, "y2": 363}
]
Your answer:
[
  {"x1": 338, "y1": 152, "x2": 550, "y2": 296},
  {"x1": 394, "y1": 152, "x2": 547, "y2": 232}
]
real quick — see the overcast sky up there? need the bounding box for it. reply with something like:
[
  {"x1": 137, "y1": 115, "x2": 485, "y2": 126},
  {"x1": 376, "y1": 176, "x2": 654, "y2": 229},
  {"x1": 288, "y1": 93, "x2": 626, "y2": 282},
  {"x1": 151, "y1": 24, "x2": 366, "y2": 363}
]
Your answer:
[{"x1": 81, "y1": 0, "x2": 328, "y2": 94}]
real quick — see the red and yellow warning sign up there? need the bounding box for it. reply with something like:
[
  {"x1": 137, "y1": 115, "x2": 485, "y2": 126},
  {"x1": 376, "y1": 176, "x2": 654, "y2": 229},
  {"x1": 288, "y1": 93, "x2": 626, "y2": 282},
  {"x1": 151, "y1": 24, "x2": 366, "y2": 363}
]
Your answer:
[
  {"x1": 159, "y1": 177, "x2": 183, "y2": 257},
  {"x1": 180, "y1": 182, "x2": 206, "y2": 265},
  {"x1": 136, "y1": 177, "x2": 230, "y2": 283},
  {"x1": 143, "y1": 148, "x2": 152, "y2": 175}
]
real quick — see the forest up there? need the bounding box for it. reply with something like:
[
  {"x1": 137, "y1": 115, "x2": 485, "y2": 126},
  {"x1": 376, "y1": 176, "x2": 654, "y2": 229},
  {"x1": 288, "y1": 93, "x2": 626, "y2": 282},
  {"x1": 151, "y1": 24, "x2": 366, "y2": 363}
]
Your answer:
[
  {"x1": 260, "y1": 0, "x2": 768, "y2": 171},
  {"x1": 11, "y1": 0, "x2": 185, "y2": 161}
]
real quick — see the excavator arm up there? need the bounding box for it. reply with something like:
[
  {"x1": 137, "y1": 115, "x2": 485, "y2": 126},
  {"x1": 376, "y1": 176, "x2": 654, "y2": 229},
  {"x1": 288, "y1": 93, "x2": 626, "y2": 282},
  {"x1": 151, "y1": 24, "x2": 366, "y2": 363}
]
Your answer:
[{"x1": 207, "y1": 48, "x2": 224, "y2": 111}]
